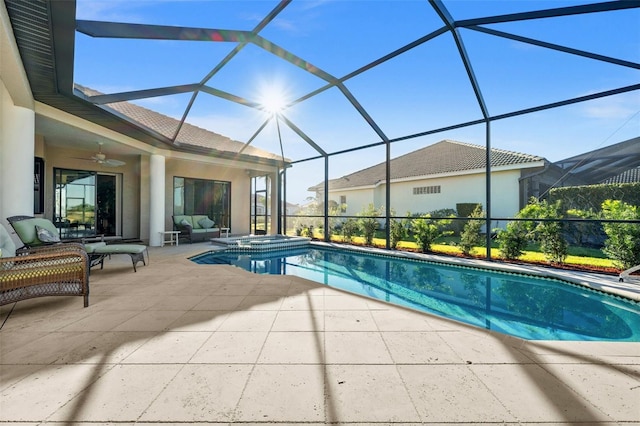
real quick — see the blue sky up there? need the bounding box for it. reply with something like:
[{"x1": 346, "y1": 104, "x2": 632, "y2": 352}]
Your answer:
[{"x1": 74, "y1": 0, "x2": 640, "y2": 203}]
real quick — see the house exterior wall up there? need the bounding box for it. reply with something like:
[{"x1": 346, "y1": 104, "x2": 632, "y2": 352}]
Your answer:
[
  {"x1": 0, "y1": 5, "x2": 36, "y2": 231},
  {"x1": 330, "y1": 188, "x2": 376, "y2": 216},
  {"x1": 165, "y1": 159, "x2": 257, "y2": 236},
  {"x1": 329, "y1": 169, "x2": 525, "y2": 219}
]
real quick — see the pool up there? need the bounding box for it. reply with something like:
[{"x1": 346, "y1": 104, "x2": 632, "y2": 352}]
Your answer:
[{"x1": 190, "y1": 245, "x2": 640, "y2": 341}]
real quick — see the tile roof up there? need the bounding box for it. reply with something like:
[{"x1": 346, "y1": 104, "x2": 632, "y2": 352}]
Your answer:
[
  {"x1": 75, "y1": 85, "x2": 284, "y2": 162},
  {"x1": 601, "y1": 166, "x2": 640, "y2": 184},
  {"x1": 313, "y1": 140, "x2": 545, "y2": 191}
]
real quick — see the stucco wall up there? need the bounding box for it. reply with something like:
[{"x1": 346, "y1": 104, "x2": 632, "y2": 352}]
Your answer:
[
  {"x1": 164, "y1": 159, "x2": 257, "y2": 236},
  {"x1": 330, "y1": 169, "x2": 525, "y2": 219}
]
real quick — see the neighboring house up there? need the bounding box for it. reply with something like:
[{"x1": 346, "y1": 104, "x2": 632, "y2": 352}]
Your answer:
[
  {"x1": 284, "y1": 202, "x2": 301, "y2": 215},
  {"x1": 552, "y1": 137, "x2": 640, "y2": 185},
  {"x1": 309, "y1": 140, "x2": 549, "y2": 219},
  {"x1": 601, "y1": 166, "x2": 640, "y2": 185}
]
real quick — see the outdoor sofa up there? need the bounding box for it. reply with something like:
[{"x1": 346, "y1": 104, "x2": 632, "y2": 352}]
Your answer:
[{"x1": 172, "y1": 215, "x2": 221, "y2": 243}]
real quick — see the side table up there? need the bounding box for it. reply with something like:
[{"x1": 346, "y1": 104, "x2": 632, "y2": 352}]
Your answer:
[{"x1": 160, "y1": 230, "x2": 180, "y2": 246}]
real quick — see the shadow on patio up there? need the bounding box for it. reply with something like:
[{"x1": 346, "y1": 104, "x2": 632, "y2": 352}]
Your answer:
[{"x1": 1, "y1": 242, "x2": 638, "y2": 424}]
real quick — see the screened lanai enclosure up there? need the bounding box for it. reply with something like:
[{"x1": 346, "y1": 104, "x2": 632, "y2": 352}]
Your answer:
[{"x1": 8, "y1": 0, "x2": 639, "y2": 266}]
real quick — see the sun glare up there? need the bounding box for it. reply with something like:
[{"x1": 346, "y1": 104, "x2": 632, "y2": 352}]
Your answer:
[{"x1": 258, "y1": 85, "x2": 288, "y2": 115}]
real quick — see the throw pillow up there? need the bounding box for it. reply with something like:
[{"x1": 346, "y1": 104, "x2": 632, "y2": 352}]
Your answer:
[
  {"x1": 36, "y1": 225, "x2": 61, "y2": 243},
  {"x1": 179, "y1": 219, "x2": 192, "y2": 228},
  {"x1": 198, "y1": 217, "x2": 215, "y2": 229}
]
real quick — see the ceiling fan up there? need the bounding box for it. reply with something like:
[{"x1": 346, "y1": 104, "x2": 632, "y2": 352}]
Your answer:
[{"x1": 85, "y1": 143, "x2": 126, "y2": 167}]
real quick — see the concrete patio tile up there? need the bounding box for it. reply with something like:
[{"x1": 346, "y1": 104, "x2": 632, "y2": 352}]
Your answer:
[
  {"x1": 216, "y1": 310, "x2": 278, "y2": 332},
  {"x1": 0, "y1": 363, "x2": 42, "y2": 392},
  {"x1": 324, "y1": 310, "x2": 378, "y2": 331},
  {"x1": 237, "y1": 294, "x2": 285, "y2": 311},
  {"x1": 382, "y1": 331, "x2": 463, "y2": 364},
  {"x1": 287, "y1": 280, "x2": 326, "y2": 295},
  {"x1": 190, "y1": 331, "x2": 268, "y2": 363},
  {"x1": 235, "y1": 364, "x2": 325, "y2": 422},
  {"x1": 112, "y1": 310, "x2": 185, "y2": 332},
  {"x1": 48, "y1": 364, "x2": 182, "y2": 422},
  {"x1": 271, "y1": 310, "x2": 324, "y2": 331},
  {"x1": 540, "y1": 363, "x2": 640, "y2": 422},
  {"x1": 1, "y1": 331, "x2": 99, "y2": 364},
  {"x1": 121, "y1": 331, "x2": 211, "y2": 363},
  {"x1": 325, "y1": 364, "x2": 421, "y2": 423},
  {"x1": 192, "y1": 295, "x2": 246, "y2": 310},
  {"x1": 210, "y1": 282, "x2": 259, "y2": 296},
  {"x1": 258, "y1": 331, "x2": 325, "y2": 364},
  {"x1": 166, "y1": 282, "x2": 223, "y2": 296},
  {"x1": 89, "y1": 295, "x2": 163, "y2": 311},
  {"x1": 280, "y1": 294, "x2": 325, "y2": 310},
  {"x1": 325, "y1": 331, "x2": 393, "y2": 364},
  {"x1": 521, "y1": 339, "x2": 640, "y2": 366},
  {"x1": 472, "y1": 364, "x2": 613, "y2": 423},
  {"x1": 139, "y1": 364, "x2": 252, "y2": 422},
  {"x1": 324, "y1": 294, "x2": 371, "y2": 310},
  {"x1": 59, "y1": 309, "x2": 142, "y2": 332},
  {"x1": 397, "y1": 364, "x2": 516, "y2": 423},
  {"x1": 0, "y1": 363, "x2": 102, "y2": 421},
  {"x1": 438, "y1": 329, "x2": 533, "y2": 364},
  {"x1": 371, "y1": 309, "x2": 435, "y2": 331},
  {"x1": 165, "y1": 310, "x2": 230, "y2": 331},
  {"x1": 53, "y1": 331, "x2": 153, "y2": 364},
  {"x1": 0, "y1": 330, "x2": 48, "y2": 356},
  {"x1": 249, "y1": 281, "x2": 291, "y2": 296},
  {"x1": 0, "y1": 299, "x2": 89, "y2": 332},
  {"x1": 147, "y1": 295, "x2": 205, "y2": 311}
]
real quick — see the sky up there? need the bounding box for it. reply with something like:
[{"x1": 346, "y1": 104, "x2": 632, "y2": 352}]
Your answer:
[{"x1": 74, "y1": 0, "x2": 640, "y2": 204}]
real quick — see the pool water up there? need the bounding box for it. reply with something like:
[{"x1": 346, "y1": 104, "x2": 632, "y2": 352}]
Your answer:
[{"x1": 191, "y1": 246, "x2": 640, "y2": 341}]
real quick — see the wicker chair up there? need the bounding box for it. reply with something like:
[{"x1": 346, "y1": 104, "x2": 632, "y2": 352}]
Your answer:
[{"x1": 0, "y1": 223, "x2": 90, "y2": 307}]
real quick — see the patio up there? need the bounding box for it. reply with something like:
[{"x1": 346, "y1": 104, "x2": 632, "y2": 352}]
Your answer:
[{"x1": 1, "y1": 243, "x2": 638, "y2": 424}]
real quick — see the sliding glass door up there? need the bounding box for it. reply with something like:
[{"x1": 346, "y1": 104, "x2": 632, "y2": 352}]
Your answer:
[{"x1": 54, "y1": 168, "x2": 121, "y2": 239}]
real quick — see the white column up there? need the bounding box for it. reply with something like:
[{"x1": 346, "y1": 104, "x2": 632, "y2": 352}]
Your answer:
[
  {"x1": 270, "y1": 169, "x2": 279, "y2": 235},
  {"x1": 0, "y1": 82, "x2": 35, "y2": 223},
  {"x1": 148, "y1": 154, "x2": 165, "y2": 247}
]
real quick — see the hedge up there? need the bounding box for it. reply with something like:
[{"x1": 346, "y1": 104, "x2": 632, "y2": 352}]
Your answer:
[{"x1": 548, "y1": 183, "x2": 640, "y2": 212}]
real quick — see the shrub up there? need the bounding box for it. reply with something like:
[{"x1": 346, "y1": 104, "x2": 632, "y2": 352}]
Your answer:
[
  {"x1": 496, "y1": 221, "x2": 529, "y2": 260},
  {"x1": 459, "y1": 204, "x2": 484, "y2": 256},
  {"x1": 600, "y1": 199, "x2": 640, "y2": 269},
  {"x1": 341, "y1": 218, "x2": 359, "y2": 243},
  {"x1": 389, "y1": 210, "x2": 410, "y2": 249},
  {"x1": 411, "y1": 214, "x2": 453, "y2": 253},
  {"x1": 519, "y1": 198, "x2": 567, "y2": 264},
  {"x1": 357, "y1": 204, "x2": 382, "y2": 246}
]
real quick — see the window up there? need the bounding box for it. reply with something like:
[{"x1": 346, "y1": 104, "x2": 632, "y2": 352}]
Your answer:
[
  {"x1": 34, "y1": 157, "x2": 44, "y2": 214},
  {"x1": 413, "y1": 185, "x2": 441, "y2": 195},
  {"x1": 339, "y1": 195, "x2": 347, "y2": 212},
  {"x1": 174, "y1": 177, "x2": 231, "y2": 228}
]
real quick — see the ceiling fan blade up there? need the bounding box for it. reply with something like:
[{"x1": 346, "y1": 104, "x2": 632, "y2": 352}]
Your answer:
[{"x1": 104, "y1": 159, "x2": 126, "y2": 167}]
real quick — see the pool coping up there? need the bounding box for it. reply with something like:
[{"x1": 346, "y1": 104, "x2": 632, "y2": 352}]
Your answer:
[{"x1": 310, "y1": 241, "x2": 640, "y2": 303}]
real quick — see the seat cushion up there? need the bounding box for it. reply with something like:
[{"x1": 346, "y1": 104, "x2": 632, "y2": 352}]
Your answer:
[
  {"x1": 94, "y1": 244, "x2": 147, "y2": 255},
  {"x1": 11, "y1": 218, "x2": 60, "y2": 247},
  {"x1": 0, "y1": 224, "x2": 16, "y2": 258},
  {"x1": 83, "y1": 242, "x2": 107, "y2": 253}
]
